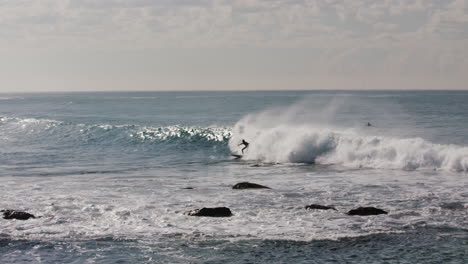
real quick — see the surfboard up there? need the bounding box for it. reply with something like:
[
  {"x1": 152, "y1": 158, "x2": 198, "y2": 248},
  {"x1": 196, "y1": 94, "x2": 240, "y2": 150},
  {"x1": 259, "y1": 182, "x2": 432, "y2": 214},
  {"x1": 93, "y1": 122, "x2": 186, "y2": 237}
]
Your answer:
[{"x1": 231, "y1": 154, "x2": 242, "y2": 159}]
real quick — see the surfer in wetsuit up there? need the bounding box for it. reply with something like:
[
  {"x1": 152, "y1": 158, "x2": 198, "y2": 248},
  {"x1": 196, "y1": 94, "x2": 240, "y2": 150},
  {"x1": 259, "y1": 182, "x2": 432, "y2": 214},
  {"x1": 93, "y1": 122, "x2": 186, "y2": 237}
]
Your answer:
[{"x1": 239, "y1": 139, "x2": 249, "y2": 154}]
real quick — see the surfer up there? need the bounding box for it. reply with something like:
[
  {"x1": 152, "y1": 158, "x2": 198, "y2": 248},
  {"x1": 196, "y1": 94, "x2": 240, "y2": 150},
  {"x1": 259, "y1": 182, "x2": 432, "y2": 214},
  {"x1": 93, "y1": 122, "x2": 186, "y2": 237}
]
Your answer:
[
  {"x1": 239, "y1": 139, "x2": 249, "y2": 154},
  {"x1": 367, "y1": 122, "x2": 372, "y2": 127}
]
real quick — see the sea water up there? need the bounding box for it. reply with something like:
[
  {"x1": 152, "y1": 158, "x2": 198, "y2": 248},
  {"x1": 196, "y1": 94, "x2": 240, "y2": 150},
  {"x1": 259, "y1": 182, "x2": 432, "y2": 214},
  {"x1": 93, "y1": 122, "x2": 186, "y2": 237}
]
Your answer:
[{"x1": 0, "y1": 91, "x2": 467, "y2": 263}]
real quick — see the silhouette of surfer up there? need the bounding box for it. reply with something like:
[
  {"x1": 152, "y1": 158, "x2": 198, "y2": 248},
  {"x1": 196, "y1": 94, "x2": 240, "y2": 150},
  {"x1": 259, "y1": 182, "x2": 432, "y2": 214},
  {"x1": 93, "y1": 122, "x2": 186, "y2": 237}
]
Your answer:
[
  {"x1": 367, "y1": 122, "x2": 372, "y2": 127},
  {"x1": 239, "y1": 139, "x2": 249, "y2": 154}
]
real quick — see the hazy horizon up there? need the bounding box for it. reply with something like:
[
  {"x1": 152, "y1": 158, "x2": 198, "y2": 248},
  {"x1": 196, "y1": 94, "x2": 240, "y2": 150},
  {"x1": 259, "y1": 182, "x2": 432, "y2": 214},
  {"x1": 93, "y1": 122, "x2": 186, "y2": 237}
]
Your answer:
[{"x1": 1, "y1": 0, "x2": 467, "y2": 92}]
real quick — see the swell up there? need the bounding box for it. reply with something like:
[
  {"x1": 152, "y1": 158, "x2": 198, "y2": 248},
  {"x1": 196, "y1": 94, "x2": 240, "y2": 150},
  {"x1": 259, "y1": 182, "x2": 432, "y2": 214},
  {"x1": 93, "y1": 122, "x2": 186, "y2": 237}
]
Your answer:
[
  {"x1": 2, "y1": 115, "x2": 468, "y2": 172},
  {"x1": 0, "y1": 116, "x2": 231, "y2": 149}
]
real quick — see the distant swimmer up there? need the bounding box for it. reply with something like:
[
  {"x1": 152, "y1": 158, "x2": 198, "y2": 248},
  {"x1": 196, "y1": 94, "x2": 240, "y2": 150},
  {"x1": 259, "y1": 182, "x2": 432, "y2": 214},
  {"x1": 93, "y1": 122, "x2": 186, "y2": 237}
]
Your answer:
[{"x1": 238, "y1": 139, "x2": 249, "y2": 154}]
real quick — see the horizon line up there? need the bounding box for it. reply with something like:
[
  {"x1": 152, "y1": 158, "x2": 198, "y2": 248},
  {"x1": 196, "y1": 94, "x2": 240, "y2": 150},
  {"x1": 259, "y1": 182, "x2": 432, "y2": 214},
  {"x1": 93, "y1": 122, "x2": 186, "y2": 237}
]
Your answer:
[{"x1": 2, "y1": 88, "x2": 468, "y2": 95}]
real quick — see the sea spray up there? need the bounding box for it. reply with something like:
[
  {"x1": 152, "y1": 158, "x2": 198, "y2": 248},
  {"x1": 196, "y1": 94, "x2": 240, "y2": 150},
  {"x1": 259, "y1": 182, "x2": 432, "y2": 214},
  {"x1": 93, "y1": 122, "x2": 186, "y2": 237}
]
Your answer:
[{"x1": 229, "y1": 102, "x2": 468, "y2": 171}]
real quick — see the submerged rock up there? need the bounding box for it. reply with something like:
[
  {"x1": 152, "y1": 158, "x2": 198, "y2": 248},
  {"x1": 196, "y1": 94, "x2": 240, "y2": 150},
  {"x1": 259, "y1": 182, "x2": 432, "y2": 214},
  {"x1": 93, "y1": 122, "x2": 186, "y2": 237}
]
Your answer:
[
  {"x1": 347, "y1": 207, "x2": 388, "y2": 216},
  {"x1": 1, "y1": 210, "x2": 36, "y2": 220},
  {"x1": 232, "y1": 182, "x2": 271, "y2": 189},
  {"x1": 187, "y1": 207, "x2": 232, "y2": 217},
  {"x1": 305, "y1": 204, "x2": 337, "y2": 211},
  {"x1": 440, "y1": 202, "x2": 465, "y2": 210}
]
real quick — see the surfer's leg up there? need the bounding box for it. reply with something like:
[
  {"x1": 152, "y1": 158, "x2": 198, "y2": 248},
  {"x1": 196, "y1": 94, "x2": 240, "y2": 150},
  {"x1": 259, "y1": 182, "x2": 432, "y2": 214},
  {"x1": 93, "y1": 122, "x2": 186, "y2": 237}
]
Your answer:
[{"x1": 242, "y1": 146, "x2": 247, "y2": 153}]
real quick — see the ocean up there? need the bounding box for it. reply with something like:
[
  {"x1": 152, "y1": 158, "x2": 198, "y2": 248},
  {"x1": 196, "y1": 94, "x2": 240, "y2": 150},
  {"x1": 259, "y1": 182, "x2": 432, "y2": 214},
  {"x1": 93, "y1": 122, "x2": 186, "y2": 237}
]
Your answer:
[{"x1": 0, "y1": 91, "x2": 467, "y2": 263}]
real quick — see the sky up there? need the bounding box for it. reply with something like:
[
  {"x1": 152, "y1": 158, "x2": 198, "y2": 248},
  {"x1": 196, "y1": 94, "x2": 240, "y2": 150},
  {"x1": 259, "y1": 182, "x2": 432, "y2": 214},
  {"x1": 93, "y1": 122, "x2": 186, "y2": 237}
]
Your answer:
[{"x1": 0, "y1": 0, "x2": 467, "y2": 92}]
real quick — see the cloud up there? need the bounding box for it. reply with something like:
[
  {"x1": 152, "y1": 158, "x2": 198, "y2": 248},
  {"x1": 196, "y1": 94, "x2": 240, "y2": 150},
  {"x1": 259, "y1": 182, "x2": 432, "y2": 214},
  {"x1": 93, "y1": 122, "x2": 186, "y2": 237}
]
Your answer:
[
  {"x1": 1, "y1": 0, "x2": 467, "y2": 47},
  {"x1": 0, "y1": 0, "x2": 467, "y2": 91}
]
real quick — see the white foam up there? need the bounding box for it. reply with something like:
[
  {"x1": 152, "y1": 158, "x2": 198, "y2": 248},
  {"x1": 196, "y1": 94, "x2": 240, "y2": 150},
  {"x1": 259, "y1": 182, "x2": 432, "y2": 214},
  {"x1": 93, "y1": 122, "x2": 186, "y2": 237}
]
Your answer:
[
  {"x1": 132, "y1": 125, "x2": 232, "y2": 142},
  {"x1": 0, "y1": 116, "x2": 62, "y2": 126},
  {"x1": 1, "y1": 166, "x2": 466, "y2": 243},
  {"x1": 229, "y1": 108, "x2": 468, "y2": 172},
  {"x1": 0, "y1": 117, "x2": 62, "y2": 139}
]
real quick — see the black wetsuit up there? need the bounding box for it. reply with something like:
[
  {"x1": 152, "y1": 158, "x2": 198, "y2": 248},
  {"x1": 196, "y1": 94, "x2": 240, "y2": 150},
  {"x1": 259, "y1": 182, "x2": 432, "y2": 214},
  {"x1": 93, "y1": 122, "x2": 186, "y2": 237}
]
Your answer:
[{"x1": 239, "y1": 140, "x2": 249, "y2": 154}]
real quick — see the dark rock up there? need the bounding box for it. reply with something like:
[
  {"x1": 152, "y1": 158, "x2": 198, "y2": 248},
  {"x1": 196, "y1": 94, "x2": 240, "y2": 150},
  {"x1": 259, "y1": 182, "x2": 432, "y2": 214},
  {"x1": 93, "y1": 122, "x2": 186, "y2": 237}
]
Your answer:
[
  {"x1": 440, "y1": 202, "x2": 465, "y2": 210},
  {"x1": 232, "y1": 182, "x2": 271, "y2": 189},
  {"x1": 1, "y1": 210, "x2": 36, "y2": 220},
  {"x1": 187, "y1": 207, "x2": 232, "y2": 217},
  {"x1": 347, "y1": 207, "x2": 388, "y2": 216},
  {"x1": 305, "y1": 204, "x2": 337, "y2": 211}
]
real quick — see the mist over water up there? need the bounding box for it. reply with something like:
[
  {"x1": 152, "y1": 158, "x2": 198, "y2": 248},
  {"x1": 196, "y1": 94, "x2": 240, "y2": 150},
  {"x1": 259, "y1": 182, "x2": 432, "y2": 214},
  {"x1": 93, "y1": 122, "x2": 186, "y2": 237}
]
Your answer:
[
  {"x1": 229, "y1": 96, "x2": 468, "y2": 171},
  {"x1": 1, "y1": 91, "x2": 467, "y2": 263}
]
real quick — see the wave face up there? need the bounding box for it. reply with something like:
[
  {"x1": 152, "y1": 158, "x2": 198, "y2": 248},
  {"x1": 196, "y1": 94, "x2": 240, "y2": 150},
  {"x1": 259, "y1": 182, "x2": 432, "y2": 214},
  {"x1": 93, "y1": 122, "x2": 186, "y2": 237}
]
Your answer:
[
  {"x1": 131, "y1": 125, "x2": 231, "y2": 144},
  {"x1": 229, "y1": 106, "x2": 468, "y2": 172},
  {"x1": 0, "y1": 116, "x2": 232, "y2": 160},
  {"x1": 2, "y1": 93, "x2": 468, "y2": 172},
  {"x1": 1, "y1": 116, "x2": 229, "y2": 141}
]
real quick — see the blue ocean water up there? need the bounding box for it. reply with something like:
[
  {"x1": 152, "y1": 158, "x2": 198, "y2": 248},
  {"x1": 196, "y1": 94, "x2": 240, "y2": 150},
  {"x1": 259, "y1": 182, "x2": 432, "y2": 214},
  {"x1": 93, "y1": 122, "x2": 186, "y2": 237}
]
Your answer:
[{"x1": 0, "y1": 91, "x2": 467, "y2": 263}]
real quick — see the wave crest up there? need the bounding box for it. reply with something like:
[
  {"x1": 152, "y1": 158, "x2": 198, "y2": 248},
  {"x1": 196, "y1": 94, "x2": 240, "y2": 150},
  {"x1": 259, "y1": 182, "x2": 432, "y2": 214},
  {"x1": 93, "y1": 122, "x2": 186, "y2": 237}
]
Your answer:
[
  {"x1": 229, "y1": 112, "x2": 468, "y2": 172},
  {"x1": 0, "y1": 116, "x2": 231, "y2": 148},
  {"x1": 130, "y1": 125, "x2": 232, "y2": 143}
]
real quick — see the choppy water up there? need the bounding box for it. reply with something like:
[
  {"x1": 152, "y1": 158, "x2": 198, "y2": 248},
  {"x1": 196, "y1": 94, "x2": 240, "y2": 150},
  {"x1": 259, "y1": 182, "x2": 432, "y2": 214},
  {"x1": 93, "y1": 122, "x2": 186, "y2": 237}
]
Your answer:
[{"x1": 1, "y1": 91, "x2": 467, "y2": 263}]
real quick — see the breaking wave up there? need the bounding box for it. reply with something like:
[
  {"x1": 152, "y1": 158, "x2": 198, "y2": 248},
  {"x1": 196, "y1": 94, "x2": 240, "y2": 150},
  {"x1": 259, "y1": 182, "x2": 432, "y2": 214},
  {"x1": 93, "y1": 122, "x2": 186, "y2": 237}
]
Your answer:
[
  {"x1": 130, "y1": 126, "x2": 231, "y2": 143},
  {"x1": 3, "y1": 114, "x2": 467, "y2": 172},
  {"x1": 0, "y1": 116, "x2": 231, "y2": 148},
  {"x1": 229, "y1": 110, "x2": 468, "y2": 172}
]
